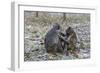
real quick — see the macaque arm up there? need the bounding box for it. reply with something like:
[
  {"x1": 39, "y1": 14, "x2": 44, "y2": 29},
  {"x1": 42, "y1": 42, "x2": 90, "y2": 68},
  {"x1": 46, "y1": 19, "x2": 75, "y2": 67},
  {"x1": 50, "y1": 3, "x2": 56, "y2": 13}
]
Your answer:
[
  {"x1": 59, "y1": 32, "x2": 66, "y2": 36},
  {"x1": 58, "y1": 34, "x2": 68, "y2": 44},
  {"x1": 57, "y1": 30, "x2": 66, "y2": 36},
  {"x1": 67, "y1": 33, "x2": 74, "y2": 41}
]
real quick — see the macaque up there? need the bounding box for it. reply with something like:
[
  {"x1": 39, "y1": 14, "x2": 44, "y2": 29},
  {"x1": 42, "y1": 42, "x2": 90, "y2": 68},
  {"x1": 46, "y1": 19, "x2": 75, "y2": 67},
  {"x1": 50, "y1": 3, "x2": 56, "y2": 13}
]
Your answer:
[{"x1": 44, "y1": 23, "x2": 64, "y2": 54}]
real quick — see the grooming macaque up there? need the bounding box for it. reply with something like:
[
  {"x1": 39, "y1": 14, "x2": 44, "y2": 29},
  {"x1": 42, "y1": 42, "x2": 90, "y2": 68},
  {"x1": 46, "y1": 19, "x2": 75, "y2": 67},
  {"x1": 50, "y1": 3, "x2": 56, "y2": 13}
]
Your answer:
[
  {"x1": 44, "y1": 23, "x2": 65, "y2": 54},
  {"x1": 64, "y1": 27, "x2": 79, "y2": 57},
  {"x1": 45, "y1": 24, "x2": 79, "y2": 57}
]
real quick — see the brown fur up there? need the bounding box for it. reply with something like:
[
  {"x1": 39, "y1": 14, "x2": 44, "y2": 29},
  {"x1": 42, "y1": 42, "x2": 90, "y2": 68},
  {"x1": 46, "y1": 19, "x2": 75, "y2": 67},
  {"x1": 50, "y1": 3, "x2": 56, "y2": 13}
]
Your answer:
[{"x1": 65, "y1": 27, "x2": 79, "y2": 57}]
